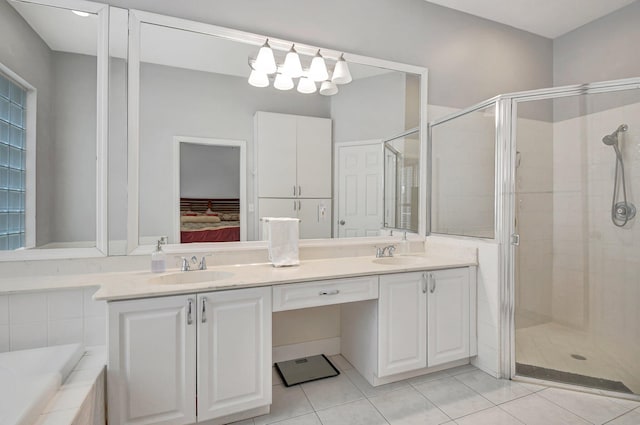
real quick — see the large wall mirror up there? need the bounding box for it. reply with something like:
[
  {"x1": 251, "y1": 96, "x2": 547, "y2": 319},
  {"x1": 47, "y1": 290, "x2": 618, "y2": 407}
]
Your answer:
[
  {"x1": 127, "y1": 10, "x2": 427, "y2": 253},
  {"x1": 0, "y1": 0, "x2": 108, "y2": 260}
]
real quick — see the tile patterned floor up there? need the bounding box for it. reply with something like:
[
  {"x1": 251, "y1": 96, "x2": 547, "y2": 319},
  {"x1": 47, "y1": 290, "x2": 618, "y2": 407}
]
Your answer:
[{"x1": 231, "y1": 356, "x2": 640, "y2": 425}]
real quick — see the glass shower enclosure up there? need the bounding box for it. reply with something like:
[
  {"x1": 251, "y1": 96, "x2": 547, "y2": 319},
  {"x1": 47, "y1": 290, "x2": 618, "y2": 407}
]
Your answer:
[{"x1": 429, "y1": 77, "x2": 640, "y2": 397}]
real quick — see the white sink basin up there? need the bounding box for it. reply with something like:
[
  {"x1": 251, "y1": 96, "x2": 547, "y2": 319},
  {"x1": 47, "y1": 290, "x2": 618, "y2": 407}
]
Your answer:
[
  {"x1": 372, "y1": 256, "x2": 426, "y2": 266},
  {"x1": 151, "y1": 270, "x2": 234, "y2": 285}
]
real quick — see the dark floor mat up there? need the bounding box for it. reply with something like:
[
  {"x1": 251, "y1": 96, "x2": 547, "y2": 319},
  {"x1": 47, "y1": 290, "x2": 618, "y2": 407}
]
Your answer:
[
  {"x1": 516, "y1": 363, "x2": 633, "y2": 394},
  {"x1": 275, "y1": 354, "x2": 340, "y2": 387}
]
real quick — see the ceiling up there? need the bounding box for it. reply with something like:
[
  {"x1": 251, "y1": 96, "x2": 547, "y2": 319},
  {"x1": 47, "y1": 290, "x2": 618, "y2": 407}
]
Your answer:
[{"x1": 425, "y1": 0, "x2": 638, "y2": 38}]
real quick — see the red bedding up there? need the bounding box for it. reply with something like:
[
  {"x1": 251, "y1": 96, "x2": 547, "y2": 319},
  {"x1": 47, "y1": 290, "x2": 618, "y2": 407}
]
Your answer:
[{"x1": 181, "y1": 226, "x2": 240, "y2": 243}]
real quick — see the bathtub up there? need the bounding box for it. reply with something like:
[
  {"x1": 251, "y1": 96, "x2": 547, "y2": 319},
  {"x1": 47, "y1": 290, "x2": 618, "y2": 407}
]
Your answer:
[{"x1": 0, "y1": 344, "x2": 84, "y2": 425}]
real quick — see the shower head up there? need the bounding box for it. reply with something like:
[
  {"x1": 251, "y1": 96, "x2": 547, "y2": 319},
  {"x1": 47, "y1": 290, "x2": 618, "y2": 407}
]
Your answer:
[{"x1": 602, "y1": 124, "x2": 629, "y2": 146}]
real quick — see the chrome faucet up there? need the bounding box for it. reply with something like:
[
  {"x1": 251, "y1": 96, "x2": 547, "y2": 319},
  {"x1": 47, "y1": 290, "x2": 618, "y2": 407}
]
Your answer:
[
  {"x1": 376, "y1": 245, "x2": 396, "y2": 258},
  {"x1": 180, "y1": 255, "x2": 208, "y2": 271}
]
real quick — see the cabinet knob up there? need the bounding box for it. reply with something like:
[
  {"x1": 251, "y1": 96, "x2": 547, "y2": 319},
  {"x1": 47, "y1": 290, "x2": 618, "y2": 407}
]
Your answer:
[{"x1": 339, "y1": 220, "x2": 346, "y2": 225}]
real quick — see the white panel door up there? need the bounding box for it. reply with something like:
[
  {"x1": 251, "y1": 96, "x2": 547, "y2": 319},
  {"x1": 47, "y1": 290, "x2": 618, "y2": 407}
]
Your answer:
[
  {"x1": 197, "y1": 287, "x2": 272, "y2": 421},
  {"x1": 378, "y1": 272, "x2": 427, "y2": 377},
  {"x1": 296, "y1": 116, "x2": 332, "y2": 198},
  {"x1": 108, "y1": 295, "x2": 196, "y2": 425},
  {"x1": 336, "y1": 143, "x2": 383, "y2": 237},
  {"x1": 298, "y1": 198, "x2": 332, "y2": 239},
  {"x1": 256, "y1": 112, "x2": 297, "y2": 198},
  {"x1": 427, "y1": 268, "x2": 470, "y2": 367}
]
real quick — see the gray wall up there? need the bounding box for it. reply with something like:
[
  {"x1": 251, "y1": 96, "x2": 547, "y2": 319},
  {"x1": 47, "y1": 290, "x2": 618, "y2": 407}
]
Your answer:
[
  {"x1": 0, "y1": 0, "x2": 54, "y2": 246},
  {"x1": 331, "y1": 72, "x2": 407, "y2": 143},
  {"x1": 553, "y1": 1, "x2": 640, "y2": 86},
  {"x1": 180, "y1": 144, "x2": 240, "y2": 199},
  {"x1": 51, "y1": 52, "x2": 97, "y2": 243},
  {"x1": 102, "y1": 0, "x2": 554, "y2": 110},
  {"x1": 138, "y1": 63, "x2": 330, "y2": 242}
]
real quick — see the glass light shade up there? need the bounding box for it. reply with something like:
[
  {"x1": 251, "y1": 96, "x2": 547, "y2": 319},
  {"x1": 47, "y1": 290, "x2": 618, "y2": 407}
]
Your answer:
[
  {"x1": 297, "y1": 76, "x2": 317, "y2": 94},
  {"x1": 274, "y1": 73, "x2": 294, "y2": 91},
  {"x1": 248, "y1": 69, "x2": 269, "y2": 88},
  {"x1": 332, "y1": 55, "x2": 352, "y2": 84},
  {"x1": 309, "y1": 50, "x2": 329, "y2": 82},
  {"x1": 72, "y1": 10, "x2": 90, "y2": 17},
  {"x1": 319, "y1": 81, "x2": 338, "y2": 96},
  {"x1": 282, "y1": 46, "x2": 303, "y2": 78},
  {"x1": 254, "y1": 40, "x2": 277, "y2": 74}
]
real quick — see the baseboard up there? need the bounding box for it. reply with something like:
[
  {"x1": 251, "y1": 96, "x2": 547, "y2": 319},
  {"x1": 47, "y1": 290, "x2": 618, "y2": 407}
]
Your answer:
[
  {"x1": 273, "y1": 337, "x2": 341, "y2": 363},
  {"x1": 197, "y1": 405, "x2": 270, "y2": 425},
  {"x1": 371, "y1": 358, "x2": 469, "y2": 386}
]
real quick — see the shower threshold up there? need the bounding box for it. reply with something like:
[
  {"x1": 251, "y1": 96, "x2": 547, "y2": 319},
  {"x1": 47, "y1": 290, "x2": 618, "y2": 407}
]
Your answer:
[{"x1": 515, "y1": 363, "x2": 633, "y2": 394}]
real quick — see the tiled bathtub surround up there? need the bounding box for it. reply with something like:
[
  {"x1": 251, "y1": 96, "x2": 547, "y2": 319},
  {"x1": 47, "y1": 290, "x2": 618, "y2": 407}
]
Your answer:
[{"x1": 0, "y1": 287, "x2": 105, "y2": 352}]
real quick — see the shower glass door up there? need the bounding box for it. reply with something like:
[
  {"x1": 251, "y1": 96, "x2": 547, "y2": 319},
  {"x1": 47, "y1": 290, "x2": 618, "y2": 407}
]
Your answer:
[{"x1": 512, "y1": 85, "x2": 640, "y2": 395}]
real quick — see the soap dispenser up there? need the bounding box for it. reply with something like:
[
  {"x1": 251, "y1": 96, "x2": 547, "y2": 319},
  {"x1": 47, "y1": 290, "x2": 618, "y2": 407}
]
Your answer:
[{"x1": 151, "y1": 237, "x2": 167, "y2": 273}]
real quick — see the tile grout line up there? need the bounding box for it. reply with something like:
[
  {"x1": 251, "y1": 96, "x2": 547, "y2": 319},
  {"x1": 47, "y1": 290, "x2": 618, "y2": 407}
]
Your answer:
[
  {"x1": 406, "y1": 376, "x2": 457, "y2": 422},
  {"x1": 535, "y1": 388, "x2": 624, "y2": 425}
]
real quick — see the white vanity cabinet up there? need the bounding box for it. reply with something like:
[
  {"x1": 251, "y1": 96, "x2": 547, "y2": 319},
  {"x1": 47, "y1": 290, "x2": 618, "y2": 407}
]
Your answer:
[
  {"x1": 108, "y1": 287, "x2": 272, "y2": 425},
  {"x1": 255, "y1": 111, "x2": 332, "y2": 199},
  {"x1": 343, "y1": 267, "x2": 476, "y2": 385},
  {"x1": 427, "y1": 268, "x2": 471, "y2": 367},
  {"x1": 377, "y1": 272, "x2": 428, "y2": 377},
  {"x1": 197, "y1": 288, "x2": 272, "y2": 422},
  {"x1": 107, "y1": 295, "x2": 196, "y2": 425}
]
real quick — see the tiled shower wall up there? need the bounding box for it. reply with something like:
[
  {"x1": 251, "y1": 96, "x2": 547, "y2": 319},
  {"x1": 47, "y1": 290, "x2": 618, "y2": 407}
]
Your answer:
[
  {"x1": 0, "y1": 287, "x2": 105, "y2": 352},
  {"x1": 553, "y1": 100, "x2": 640, "y2": 348}
]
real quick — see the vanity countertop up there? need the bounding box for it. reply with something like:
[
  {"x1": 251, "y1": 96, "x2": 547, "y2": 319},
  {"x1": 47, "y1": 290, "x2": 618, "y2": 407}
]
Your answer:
[{"x1": 91, "y1": 252, "x2": 477, "y2": 301}]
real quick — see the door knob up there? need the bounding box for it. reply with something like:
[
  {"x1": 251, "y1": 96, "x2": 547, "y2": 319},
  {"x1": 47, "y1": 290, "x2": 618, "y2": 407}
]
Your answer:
[{"x1": 339, "y1": 220, "x2": 346, "y2": 225}]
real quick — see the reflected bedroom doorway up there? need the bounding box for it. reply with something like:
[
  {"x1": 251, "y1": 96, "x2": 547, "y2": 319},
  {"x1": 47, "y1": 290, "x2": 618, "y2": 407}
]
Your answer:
[{"x1": 172, "y1": 136, "x2": 247, "y2": 244}]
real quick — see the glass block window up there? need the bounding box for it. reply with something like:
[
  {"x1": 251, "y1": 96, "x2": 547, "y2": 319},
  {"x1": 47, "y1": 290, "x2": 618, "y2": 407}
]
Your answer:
[{"x1": 0, "y1": 73, "x2": 26, "y2": 250}]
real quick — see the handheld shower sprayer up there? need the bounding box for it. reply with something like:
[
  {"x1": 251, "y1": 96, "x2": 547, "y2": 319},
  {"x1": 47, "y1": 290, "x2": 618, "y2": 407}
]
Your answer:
[{"x1": 602, "y1": 123, "x2": 635, "y2": 227}]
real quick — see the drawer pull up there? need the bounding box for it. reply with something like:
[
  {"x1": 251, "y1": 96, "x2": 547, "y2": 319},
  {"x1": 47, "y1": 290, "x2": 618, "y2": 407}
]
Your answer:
[{"x1": 319, "y1": 289, "x2": 340, "y2": 296}]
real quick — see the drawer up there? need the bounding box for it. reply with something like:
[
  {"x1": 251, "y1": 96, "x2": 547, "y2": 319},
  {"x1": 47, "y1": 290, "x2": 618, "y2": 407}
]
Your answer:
[{"x1": 272, "y1": 276, "x2": 378, "y2": 312}]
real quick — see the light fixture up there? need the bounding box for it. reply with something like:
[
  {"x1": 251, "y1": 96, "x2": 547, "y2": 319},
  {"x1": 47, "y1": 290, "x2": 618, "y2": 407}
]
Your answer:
[
  {"x1": 319, "y1": 81, "x2": 338, "y2": 96},
  {"x1": 274, "y1": 73, "x2": 294, "y2": 91},
  {"x1": 297, "y1": 76, "x2": 317, "y2": 94},
  {"x1": 246, "y1": 43, "x2": 352, "y2": 94},
  {"x1": 309, "y1": 50, "x2": 329, "y2": 82},
  {"x1": 282, "y1": 45, "x2": 303, "y2": 78},
  {"x1": 254, "y1": 39, "x2": 277, "y2": 75},
  {"x1": 71, "y1": 10, "x2": 90, "y2": 17},
  {"x1": 331, "y1": 54, "x2": 352, "y2": 85},
  {"x1": 248, "y1": 69, "x2": 269, "y2": 88}
]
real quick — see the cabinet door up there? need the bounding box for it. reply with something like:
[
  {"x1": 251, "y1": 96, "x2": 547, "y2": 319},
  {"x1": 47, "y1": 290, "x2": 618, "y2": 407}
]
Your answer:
[
  {"x1": 427, "y1": 268, "x2": 470, "y2": 367},
  {"x1": 197, "y1": 287, "x2": 272, "y2": 421},
  {"x1": 256, "y1": 112, "x2": 297, "y2": 198},
  {"x1": 258, "y1": 198, "x2": 298, "y2": 239},
  {"x1": 298, "y1": 198, "x2": 332, "y2": 239},
  {"x1": 296, "y1": 116, "x2": 332, "y2": 198},
  {"x1": 378, "y1": 272, "x2": 427, "y2": 377},
  {"x1": 108, "y1": 296, "x2": 196, "y2": 425}
]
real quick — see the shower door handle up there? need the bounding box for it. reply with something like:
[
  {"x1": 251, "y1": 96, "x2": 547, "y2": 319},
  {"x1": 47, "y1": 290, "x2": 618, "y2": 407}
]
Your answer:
[{"x1": 510, "y1": 234, "x2": 520, "y2": 246}]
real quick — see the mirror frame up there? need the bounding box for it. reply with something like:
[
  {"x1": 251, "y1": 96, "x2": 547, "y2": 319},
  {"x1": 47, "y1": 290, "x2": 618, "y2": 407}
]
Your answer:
[
  {"x1": 127, "y1": 9, "x2": 428, "y2": 255},
  {"x1": 0, "y1": 0, "x2": 109, "y2": 261}
]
